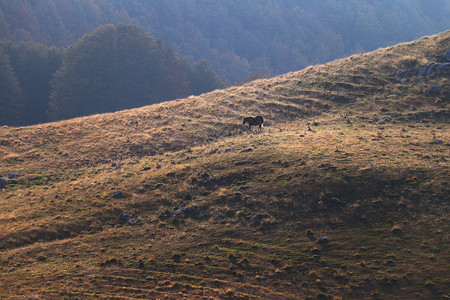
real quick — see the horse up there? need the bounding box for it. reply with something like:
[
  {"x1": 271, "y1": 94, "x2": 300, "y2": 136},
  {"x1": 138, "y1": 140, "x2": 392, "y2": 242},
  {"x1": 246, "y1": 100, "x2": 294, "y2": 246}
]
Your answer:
[{"x1": 243, "y1": 116, "x2": 264, "y2": 131}]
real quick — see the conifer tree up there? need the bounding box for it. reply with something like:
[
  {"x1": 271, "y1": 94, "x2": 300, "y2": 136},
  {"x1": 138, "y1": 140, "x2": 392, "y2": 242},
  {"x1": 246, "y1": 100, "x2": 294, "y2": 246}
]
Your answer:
[{"x1": 0, "y1": 48, "x2": 26, "y2": 126}]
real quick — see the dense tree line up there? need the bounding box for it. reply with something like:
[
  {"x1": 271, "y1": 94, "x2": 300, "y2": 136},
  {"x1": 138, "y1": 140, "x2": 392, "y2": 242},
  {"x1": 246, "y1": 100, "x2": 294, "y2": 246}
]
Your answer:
[
  {"x1": 0, "y1": 0, "x2": 449, "y2": 82},
  {"x1": 1, "y1": 24, "x2": 225, "y2": 125},
  {"x1": 0, "y1": 41, "x2": 62, "y2": 125},
  {"x1": 0, "y1": 46, "x2": 26, "y2": 126}
]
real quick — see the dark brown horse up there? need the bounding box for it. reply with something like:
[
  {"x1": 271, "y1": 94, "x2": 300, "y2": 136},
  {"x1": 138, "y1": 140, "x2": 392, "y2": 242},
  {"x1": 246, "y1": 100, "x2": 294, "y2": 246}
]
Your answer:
[{"x1": 243, "y1": 116, "x2": 264, "y2": 131}]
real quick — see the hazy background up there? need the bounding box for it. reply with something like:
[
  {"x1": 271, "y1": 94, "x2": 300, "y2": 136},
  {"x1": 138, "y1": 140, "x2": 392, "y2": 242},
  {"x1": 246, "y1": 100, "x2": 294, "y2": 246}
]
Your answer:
[{"x1": 1, "y1": 0, "x2": 449, "y2": 125}]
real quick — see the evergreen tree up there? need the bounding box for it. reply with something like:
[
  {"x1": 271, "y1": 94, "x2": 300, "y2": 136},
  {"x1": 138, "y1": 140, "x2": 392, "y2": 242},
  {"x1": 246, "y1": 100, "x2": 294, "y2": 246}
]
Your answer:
[
  {"x1": 2, "y1": 41, "x2": 63, "y2": 124},
  {"x1": 0, "y1": 47, "x2": 26, "y2": 126}
]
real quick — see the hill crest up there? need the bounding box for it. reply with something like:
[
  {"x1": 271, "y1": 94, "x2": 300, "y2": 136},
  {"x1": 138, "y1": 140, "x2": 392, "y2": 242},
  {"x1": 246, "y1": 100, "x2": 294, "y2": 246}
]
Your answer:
[{"x1": 1, "y1": 31, "x2": 449, "y2": 172}]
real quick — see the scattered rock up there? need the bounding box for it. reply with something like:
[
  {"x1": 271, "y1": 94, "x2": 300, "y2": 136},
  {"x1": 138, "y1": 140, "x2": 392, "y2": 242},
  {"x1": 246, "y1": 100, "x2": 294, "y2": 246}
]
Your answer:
[
  {"x1": 317, "y1": 237, "x2": 329, "y2": 246},
  {"x1": 239, "y1": 185, "x2": 250, "y2": 190},
  {"x1": 384, "y1": 116, "x2": 392, "y2": 122},
  {"x1": 207, "y1": 149, "x2": 218, "y2": 155},
  {"x1": 198, "y1": 213, "x2": 208, "y2": 219},
  {"x1": 250, "y1": 213, "x2": 269, "y2": 221},
  {"x1": 128, "y1": 217, "x2": 142, "y2": 225},
  {"x1": 170, "y1": 209, "x2": 184, "y2": 218},
  {"x1": 428, "y1": 86, "x2": 439, "y2": 94},
  {"x1": 224, "y1": 148, "x2": 232, "y2": 153},
  {"x1": 371, "y1": 116, "x2": 379, "y2": 123},
  {"x1": 170, "y1": 205, "x2": 201, "y2": 220},
  {"x1": 435, "y1": 63, "x2": 450, "y2": 74},
  {"x1": 431, "y1": 139, "x2": 443, "y2": 144},
  {"x1": 235, "y1": 160, "x2": 251, "y2": 166},
  {"x1": 250, "y1": 214, "x2": 259, "y2": 221},
  {"x1": 240, "y1": 148, "x2": 253, "y2": 153},
  {"x1": 8, "y1": 173, "x2": 18, "y2": 179},
  {"x1": 119, "y1": 212, "x2": 131, "y2": 223},
  {"x1": 181, "y1": 205, "x2": 200, "y2": 217},
  {"x1": 113, "y1": 190, "x2": 124, "y2": 198},
  {"x1": 0, "y1": 178, "x2": 7, "y2": 188},
  {"x1": 418, "y1": 64, "x2": 436, "y2": 77}
]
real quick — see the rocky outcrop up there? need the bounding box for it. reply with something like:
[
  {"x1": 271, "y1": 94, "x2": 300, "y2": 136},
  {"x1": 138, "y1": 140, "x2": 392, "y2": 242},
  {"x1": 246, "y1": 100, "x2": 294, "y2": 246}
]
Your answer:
[{"x1": 396, "y1": 51, "x2": 450, "y2": 79}]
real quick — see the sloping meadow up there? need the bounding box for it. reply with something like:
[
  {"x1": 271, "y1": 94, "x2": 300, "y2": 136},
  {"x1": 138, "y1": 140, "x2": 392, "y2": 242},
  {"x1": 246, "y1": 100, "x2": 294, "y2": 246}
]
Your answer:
[{"x1": 0, "y1": 31, "x2": 449, "y2": 299}]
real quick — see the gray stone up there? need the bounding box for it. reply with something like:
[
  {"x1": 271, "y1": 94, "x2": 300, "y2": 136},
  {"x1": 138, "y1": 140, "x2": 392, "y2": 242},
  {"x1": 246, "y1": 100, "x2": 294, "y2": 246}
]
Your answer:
[
  {"x1": 250, "y1": 214, "x2": 260, "y2": 221},
  {"x1": 0, "y1": 178, "x2": 6, "y2": 188},
  {"x1": 250, "y1": 213, "x2": 269, "y2": 221},
  {"x1": 113, "y1": 190, "x2": 123, "y2": 198},
  {"x1": 431, "y1": 139, "x2": 443, "y2": 144},
  {"x1": 445, "y1": 50, "x2": 450, "y2": 62},
  {"x1": 119, "y1": 212, "x2": 131, "y2": 222},
  {"x1": 128, "y1": 218, "x2": 142, "y2": 225},
  {"x1": 435, "y1": 63, "x2": 450, "y2": 74},
  {"x1": 181, "y1": 205, "x2": 199, "y2": 216},
  {"x1": 235, "y1": 160, "x2": 251, "y2": 166},
  {"x1": 426, "y1": 64, "x2": 435, "y2": 76},
  {"x1": 416, "y1": 65, "x2": 428, "y2": 77},
  {"x1": 317, "y1": 237, "x2": 329, "y2": 246},
  {"x1": 429, "y1": 86, "x2": 439, "y2": 94},
  {"x1": 207, "y1": 149, "x2": 218, "y2": 155}
]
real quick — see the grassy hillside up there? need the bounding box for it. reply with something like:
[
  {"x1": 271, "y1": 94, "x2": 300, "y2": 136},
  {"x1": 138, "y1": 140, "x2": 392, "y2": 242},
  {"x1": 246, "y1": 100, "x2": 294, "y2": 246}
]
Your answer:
[{"x1": 0, "y1": 31, "x2": 449, "y2": 299}]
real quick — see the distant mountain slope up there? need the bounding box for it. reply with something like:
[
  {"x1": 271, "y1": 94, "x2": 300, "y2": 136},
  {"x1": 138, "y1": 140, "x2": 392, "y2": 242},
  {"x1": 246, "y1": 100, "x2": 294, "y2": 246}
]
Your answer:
[
  {"x1": 1, "y1": 31, "x2": 448, "y2": 171},
  {"x1": 1, "y1": 0, "x2": 449, "y2": 81}
]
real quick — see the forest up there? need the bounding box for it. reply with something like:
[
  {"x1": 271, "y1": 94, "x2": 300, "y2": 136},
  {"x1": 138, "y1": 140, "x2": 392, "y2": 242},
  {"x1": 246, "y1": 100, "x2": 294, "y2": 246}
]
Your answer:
[
  {"x1": 0, "y1": 0, "x2": 449, "y2": 125},
  {"x1": 1, "y1": 0, "x2": 449, "y2": 81},
  {"x1": 1, "y1": 24, "x2": 224, "y2": 125}
]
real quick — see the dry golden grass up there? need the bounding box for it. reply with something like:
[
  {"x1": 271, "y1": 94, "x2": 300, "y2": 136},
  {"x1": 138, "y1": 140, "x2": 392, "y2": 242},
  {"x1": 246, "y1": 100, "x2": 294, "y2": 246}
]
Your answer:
[{"x1": 0, "y1": 31, "x2": 449, "y2": 299}]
